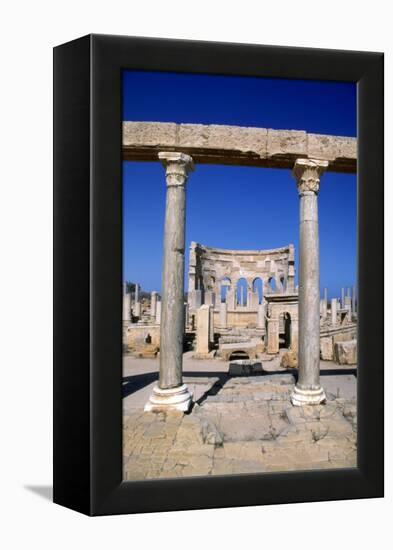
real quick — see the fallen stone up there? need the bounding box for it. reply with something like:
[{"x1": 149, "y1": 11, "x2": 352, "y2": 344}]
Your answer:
[
  {"x1": 281, "y1": 350, "x2": 298, "y2": 368},
  {"x1": 334, "y1": 339, "x2": 357, "y2": 365}
]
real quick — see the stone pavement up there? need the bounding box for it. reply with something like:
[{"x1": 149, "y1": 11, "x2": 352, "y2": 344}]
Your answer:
[{"x1": 123, "y1": 372, "x2": 357, "y2": 480}]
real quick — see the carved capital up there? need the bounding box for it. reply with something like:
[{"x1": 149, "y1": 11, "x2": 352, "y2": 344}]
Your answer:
[
  {"x1": 158, "y1": 151, "x2": 194, "y2": 187},
  {"x1": 293, "y1": 158, "x2": 329, "y2": 195}
]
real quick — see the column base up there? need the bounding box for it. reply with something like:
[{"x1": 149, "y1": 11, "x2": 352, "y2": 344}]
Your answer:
[
  {"x1": 144, "y1": 384, "x2": 193, "y2": 413},
  {"x1": 290, "y1": 385, "x2": 326, "y2": 407}
]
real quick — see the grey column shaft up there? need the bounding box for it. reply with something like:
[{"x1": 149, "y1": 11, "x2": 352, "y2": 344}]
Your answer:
[
  {"x1": 158, "y1": 152, "x2": 194, "y2": 389},
  {"x1": 298, "y1": 191, "x2": 321, "y2": 388}
]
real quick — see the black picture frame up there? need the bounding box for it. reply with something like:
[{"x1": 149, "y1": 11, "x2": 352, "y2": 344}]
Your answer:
[{"x1": 53, "y1": 34, "x2": 384, "y2": 516}]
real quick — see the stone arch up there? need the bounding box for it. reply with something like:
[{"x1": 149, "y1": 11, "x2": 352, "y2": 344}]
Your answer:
[
  {"x1": 268, "y1": 276, "x2": 277, "y2": 293},
  {"x1": 252, "y1": 277, "x2": 263, "y2": 304},
  {"x1": 219, "y1": 276, "x2": 231, "y2": 304}
]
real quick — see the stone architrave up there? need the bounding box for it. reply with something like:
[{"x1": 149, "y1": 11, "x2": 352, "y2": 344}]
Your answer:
[
  {"x1": 331, "y1": 298, "x2": 338, "y2": 326},
  {"x1": 220, "y1": 301, "x2": 227, "y2": 328},
  {"x1": 257, "y1": 303, "x2": 265, "y2": 329},
  {"x1": 267, "y1": 318, "x2": 279, "y2": 354},
  {"x1": 145, "y1": 152, "x2": 194, "y2": 413},
  {"x1": 150, "y1": 291, "x2": 158, "y2": 318},
  {"x1": 290, "y1": 158, "x2": 328, "y2": 406},
  {"x1": 196, "y1": 305, "x2": 210, "y2": 355}
]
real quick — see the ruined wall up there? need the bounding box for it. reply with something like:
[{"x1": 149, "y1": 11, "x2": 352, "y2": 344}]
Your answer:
[{"x1": 188, "y1": 242, "x2": 296, "y2": 312}]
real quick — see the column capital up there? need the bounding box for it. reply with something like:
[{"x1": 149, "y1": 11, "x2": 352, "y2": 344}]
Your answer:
[
  {"x1": 158, "y1": 151, "x2": 194, "y2": 187},
  {"x1": 293, "y1": 158, "x2": 329, "y2": 196}
]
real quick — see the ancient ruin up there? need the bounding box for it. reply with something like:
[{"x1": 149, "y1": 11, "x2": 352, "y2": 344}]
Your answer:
[{"x1": 122, "y1": 121, "x2": 357, "y2": 478}]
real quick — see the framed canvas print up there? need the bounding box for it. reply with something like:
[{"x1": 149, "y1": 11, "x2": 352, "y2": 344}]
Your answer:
[{"x1": 53, "y1": 34, "x2": 383, "y2": 516}]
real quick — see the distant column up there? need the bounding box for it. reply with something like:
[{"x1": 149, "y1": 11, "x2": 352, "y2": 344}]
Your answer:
[
  {"x1": 352, "y1": 285, "x2": 356, "y2": 314},
  {"x1": 257, "y1": 303, "x2": 265, "y2": 329},
  {"x1": 267, "y1": 318, "x2": 279, "y2": 354},
  {"x1": 321, "y1": 298, "x2": 327, "y2": 321},
  {"x1": 145, "y1": 152, "x2": 194, "y2": 413},
  {"x1": 220, "y1": 301, "x2": 227, "y2": 328},
  {"x1": 123, "y1": 291, "x2": 131, "y2": 323},
  {"x1": 209, "y1": 305, "x2": 214, "y2": 344},
  {"x1": 196, "y1": 305, "x2": 210, "y2": 355},
  {"x1": 331, "y1": 298, "x2": 338, "y2": 326},
  {"x1": 135, "y1": 283, "x2": 139, "y2": 304},
  {"x1": 341, "y1": 288, "x2": 345, "y2": 308},
  {"x1": 150, "y1": 291, "x2": 158, "y2": 318},
  {"x1": 291, "y1": 159, "x2": 328, "y2": 406},
  {"x1": 184, "y1": 302, "x2": 189, "y2": 330},
  {"x1": 155, "y1": 300, "x2": 162, "y2": 324}
]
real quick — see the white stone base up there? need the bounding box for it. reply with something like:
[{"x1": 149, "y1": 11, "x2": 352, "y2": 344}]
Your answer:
[
  {"x1": 290, "y1": 385, "x2": 326, "y2": 406},
  {"x1": 144, "y1": 384, "x2": 193, "y2": 413}
]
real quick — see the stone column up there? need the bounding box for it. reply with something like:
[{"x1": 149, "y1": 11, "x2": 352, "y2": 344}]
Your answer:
[
  {"x1": 291, "y1": 159, "x2": 328, "y2": 406},
  {"x1": 331, "y1": 298, "x2": 337, "y2": 326},
  {"x1": 352, "y1": 285, "x2": 356, "y2": 314},
  {"x1": 155, "y1": 300, "x2": 161, "y2": 324},
  {"x1": 196, "y1": 304, "x2": 210, "y2": 355},
  {"x1": 267, "y1": 318, "x2": 279, "y2": 354},
  {"x1": 257, "y1": 303, "x2": 265, "y2": 329},
  {"x1": 321, "y1": 298, "x2": 327, "y2": 321},
  {"x1": 123, "y1": 292, "x2": 131, "y2": 323},
  {"x1": 145, "y1": 152, "x2": 194, "y2": 413},
  {"x1": 344, "y1": 296, "x2": 352, "y2": 321},
  {"x1": 290, "y1": 317, "x2": 299, "y2": 352},
  {"x1": 150, "y1": 291, "x2": 158, "y2": 319},
  {"x1": 220, "y1": 301, "x2": 227, "y2": 328},
  {"x1": 341, "y1": 288, "x2": 345, "y2": 308},
  {"x1": 209, "y1": 305, "x2": 215, "y2": 344}
]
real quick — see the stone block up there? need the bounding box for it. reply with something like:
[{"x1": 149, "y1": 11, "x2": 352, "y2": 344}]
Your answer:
[
  {"x1": 123, "y1": 121, "x2": 177, "y2": 147},
  {"x1": 228, "y1": 360, "x2": 263, "y2": 376},
  {"x1": 280, "y1": 350, "x2": 298, "y2": 368},
  {"x1": 267, "y1": 129, "x2": 307, "y2": 158},
  {"x1": 320, "y1": 336, "x2": 334, "y2": 361},
  {"x1": 334, "y1": 340, "x2": 357, "y2": 365}
]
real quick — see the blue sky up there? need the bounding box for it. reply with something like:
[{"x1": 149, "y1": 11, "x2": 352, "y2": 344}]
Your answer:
[{"x1": 123, "y1": 71, "x2": 357, "y2": 299}]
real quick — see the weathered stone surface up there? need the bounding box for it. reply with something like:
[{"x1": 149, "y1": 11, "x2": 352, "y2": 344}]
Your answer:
[
  {"x1": 123, "y1": 122, "x2": 357, "y2": 173},
  {"x1": 267, "y1": 129, "x2": 307, "y2": 158},
  {"x1": 334, "y1": 339, "x2": 357, "y2": 365},
  {"x1": 124, "y1": 373, "x2": 356, "y2": 480},
  {"x1": 320, "y1": 336, "x2": 334, "y2": 361},
  {"x1": 281, "y1": 350, "x2": 298, "y2": 368}
]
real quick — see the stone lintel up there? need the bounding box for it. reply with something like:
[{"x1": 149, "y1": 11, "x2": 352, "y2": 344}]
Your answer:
[{"x1": 123, "y1": 122, "x2": 357, "y2": 173}]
